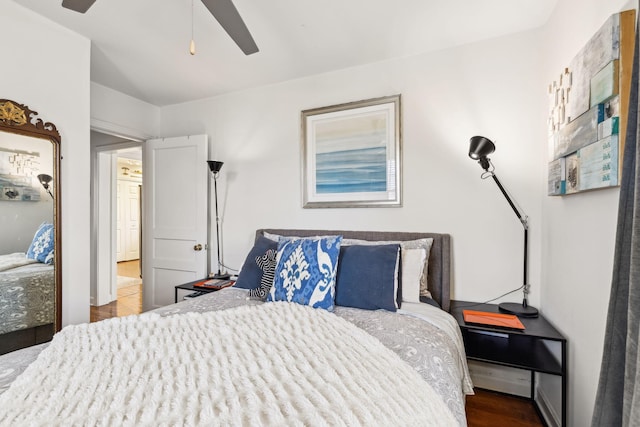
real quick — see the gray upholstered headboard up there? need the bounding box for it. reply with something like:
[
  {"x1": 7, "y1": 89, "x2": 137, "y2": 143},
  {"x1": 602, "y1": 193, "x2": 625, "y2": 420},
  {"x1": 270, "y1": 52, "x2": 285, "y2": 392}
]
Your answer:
[{"x1": 255, "y1": 229, "x2": 452, "y2": 311}]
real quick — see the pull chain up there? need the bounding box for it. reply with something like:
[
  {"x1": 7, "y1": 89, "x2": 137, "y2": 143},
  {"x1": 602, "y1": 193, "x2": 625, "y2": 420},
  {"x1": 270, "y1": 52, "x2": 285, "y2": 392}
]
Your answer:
[{"x1": 189, "y1": 0, "x2": 196, "y2": 55}]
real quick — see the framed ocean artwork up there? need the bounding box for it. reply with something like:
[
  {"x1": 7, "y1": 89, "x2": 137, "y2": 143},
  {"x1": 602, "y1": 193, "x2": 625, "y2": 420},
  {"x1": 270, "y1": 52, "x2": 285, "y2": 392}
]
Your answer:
[{"x1": 301, "y1": 95, "x2": 401, "y2": 208}]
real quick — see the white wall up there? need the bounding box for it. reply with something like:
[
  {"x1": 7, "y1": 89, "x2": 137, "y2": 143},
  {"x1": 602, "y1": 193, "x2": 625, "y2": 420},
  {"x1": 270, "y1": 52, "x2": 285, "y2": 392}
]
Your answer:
[
  {"x1": 0, "y1": 0, "x2": 91, "y2": 326},
  {"x1": 91, "y1": 82, "x2": 161, "y2": 141},
  {"x1": 161, "y1": 29, "x2": 547, "y2": 312},
  {"x1": 540, "y1": 0, "x2": 637, "y2": 426}
]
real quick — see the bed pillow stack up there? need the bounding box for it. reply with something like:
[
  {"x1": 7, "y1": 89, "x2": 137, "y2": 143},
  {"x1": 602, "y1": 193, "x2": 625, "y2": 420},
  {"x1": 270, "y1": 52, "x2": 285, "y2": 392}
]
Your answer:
[
  {"x1": 263, "y1": 232, "x2": 433, "y2": 303},
  {"x1": 236, "y1": 232, "x2": 433, "y2": 312}
]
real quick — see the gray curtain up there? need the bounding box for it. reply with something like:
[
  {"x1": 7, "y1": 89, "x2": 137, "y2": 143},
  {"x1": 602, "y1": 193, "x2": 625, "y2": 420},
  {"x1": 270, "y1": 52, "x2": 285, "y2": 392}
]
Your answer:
[{"x1": 592, "y1": 15, "x2": 640, "y2": 427}]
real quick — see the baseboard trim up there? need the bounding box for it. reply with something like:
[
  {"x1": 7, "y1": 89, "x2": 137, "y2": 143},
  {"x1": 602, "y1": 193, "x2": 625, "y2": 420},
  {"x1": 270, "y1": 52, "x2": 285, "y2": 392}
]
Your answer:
[
  {"x1": 467, "y1": 360, "x2": 531, "y2": 397},
  {"x1": 536, "y1": 387, "x2": 560, "y2": 427}
]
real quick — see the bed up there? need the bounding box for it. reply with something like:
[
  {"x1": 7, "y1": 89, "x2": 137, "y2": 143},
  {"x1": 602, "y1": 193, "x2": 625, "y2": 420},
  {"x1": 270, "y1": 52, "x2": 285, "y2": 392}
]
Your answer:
[
  {"x1": 0, "y1": 229, "x2": 473, "y2": 425},
  {"x1": 0, "y1": 252, "x2": 55, "y2": 354}
]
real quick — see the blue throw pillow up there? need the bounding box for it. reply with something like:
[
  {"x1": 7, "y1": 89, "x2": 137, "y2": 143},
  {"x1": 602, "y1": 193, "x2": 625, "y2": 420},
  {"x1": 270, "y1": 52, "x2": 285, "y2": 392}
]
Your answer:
[
  {"x1": 334, "y1": 244, "x2": 400, "y2": 312},
  {"x1": 267, "y1": 236, "x2": 342, "y2": 311},
  {"x1": 26, "y1": 222, "x2": 54, "y2": 264},
  {"x1": 234, "y1": 236, "x2": 278, "y2": 289}
]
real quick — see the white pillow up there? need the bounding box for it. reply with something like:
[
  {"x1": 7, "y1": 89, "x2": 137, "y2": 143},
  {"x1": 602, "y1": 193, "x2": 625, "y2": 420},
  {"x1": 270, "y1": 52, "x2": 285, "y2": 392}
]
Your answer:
[
  {"x1": 400, "y1": 248, "x2": 427, "y2": 303},
  {"x1": 263, "y1": 231, "x2": 321, "y2": 242}
]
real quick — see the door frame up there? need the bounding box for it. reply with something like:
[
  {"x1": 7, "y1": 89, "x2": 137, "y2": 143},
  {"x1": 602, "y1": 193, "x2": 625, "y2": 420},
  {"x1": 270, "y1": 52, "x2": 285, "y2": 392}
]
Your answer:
[{"x1": 90, "y1": 136, "x2": 144, "y2": 307}]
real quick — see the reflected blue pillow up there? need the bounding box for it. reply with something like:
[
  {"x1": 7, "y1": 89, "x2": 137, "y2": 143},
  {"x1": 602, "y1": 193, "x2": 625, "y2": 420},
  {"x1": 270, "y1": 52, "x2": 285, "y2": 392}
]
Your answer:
[
  {"x1": 26, "y1": 222, "x2": 54, "y2": 264},
  {"x1": 267, "y1": 236, "x2": 342, "y2": 311},
  {"x1": 234, "y1": 236, "x2": 278, "y2": 290},
  {"x1": 334, "y1": 244, "x2": 400, "y2": 312}
]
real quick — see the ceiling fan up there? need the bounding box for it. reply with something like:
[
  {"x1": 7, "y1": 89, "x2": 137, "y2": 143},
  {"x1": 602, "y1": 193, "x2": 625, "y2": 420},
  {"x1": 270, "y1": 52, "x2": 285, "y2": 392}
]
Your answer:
[{"x1": 60, "y1": 0, "x2": 259, "y2": 55}]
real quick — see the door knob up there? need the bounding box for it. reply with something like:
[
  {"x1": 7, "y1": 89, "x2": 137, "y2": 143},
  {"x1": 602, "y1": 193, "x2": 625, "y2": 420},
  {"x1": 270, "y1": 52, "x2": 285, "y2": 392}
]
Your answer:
[{"x1": 194, "y1": 244, "x2": 203, "y2": 251}]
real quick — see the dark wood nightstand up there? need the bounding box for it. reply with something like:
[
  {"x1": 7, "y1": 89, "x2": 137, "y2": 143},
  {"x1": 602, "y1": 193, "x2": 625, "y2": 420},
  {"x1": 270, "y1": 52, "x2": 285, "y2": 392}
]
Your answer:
[{"x1": 450, "y1": 300, "x2": 567, "y2": 427}]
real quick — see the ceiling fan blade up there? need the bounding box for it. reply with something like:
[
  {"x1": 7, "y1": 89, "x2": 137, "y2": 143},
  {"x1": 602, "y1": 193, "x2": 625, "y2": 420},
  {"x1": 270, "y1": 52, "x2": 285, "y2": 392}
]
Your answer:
[
  {"x1": 200, "y1": 0, "x2": 259, "y2": 55},
  {"x1": 61, "y1": 0, "x2": 97, "y2": 13}
]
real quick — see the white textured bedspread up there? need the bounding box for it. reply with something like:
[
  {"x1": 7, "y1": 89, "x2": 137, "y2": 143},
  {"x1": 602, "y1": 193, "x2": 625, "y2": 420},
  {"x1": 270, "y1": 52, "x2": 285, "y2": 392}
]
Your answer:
[
  {"x1": 0, "y1": 253, "x2": 36, "y2": 272},
  {"x1": 0, "y1": 302, "x2": 455, "y2": 426}
]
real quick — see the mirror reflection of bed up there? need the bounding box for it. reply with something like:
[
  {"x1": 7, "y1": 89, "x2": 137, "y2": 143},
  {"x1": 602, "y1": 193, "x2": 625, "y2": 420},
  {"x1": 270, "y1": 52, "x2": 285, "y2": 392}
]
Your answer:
[{"x1": 0, "y1": 131, "x2": 56, "y2": 355}]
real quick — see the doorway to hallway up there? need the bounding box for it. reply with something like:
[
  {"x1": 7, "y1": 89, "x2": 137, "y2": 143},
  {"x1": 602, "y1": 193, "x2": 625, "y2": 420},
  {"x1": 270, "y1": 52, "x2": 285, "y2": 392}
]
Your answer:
[
  {"x1": 90, "y1": 259, "x2": 142, "y2": 322},
  {"x1": 90, "y1": 130, "x2": 143, "y2": 314}
]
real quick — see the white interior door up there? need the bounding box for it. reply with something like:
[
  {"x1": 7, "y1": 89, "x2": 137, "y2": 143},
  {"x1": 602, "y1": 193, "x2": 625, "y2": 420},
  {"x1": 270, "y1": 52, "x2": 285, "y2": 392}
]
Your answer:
[
  {"x1": 124, "y1": 181, "x2": 140, "y2": 260},
  {"x1": 116, "y1": 180, "x2": 140, "y2": 262},
  {"x1": 143, "y1": 135, "x2": 208, "y2": 311}
]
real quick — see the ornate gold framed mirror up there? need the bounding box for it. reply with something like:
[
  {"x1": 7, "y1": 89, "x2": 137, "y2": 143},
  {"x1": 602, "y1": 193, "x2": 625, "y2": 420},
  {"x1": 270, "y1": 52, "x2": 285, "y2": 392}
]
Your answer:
[{"x1": 0, "y1": 99, "x2": 61, "y2": 354}]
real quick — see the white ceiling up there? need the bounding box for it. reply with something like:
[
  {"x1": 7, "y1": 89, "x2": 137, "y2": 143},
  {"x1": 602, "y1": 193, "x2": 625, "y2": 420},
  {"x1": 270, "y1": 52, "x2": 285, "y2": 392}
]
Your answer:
[{"x1": 16, "y1": 0, "x2": 557, "y2": 107}]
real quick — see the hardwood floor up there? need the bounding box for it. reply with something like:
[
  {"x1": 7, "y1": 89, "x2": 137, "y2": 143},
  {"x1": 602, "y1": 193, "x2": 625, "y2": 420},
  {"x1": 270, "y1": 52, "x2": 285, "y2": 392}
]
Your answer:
[
  {"x1": 117, "y1": 259, "x2": 141, "y2": 278},
  {"x1": 90, "y1": 260, "x2": 142, "y2": 322},
  {"x1": 466, "y1": 389, "x2": 545, "y2": 427}
]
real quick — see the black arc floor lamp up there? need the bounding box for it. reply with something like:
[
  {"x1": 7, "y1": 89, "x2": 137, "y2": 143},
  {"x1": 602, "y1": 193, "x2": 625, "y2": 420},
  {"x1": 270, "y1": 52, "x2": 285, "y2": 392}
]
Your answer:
[
  {"x1": 207, "y1": 160, "x2": 230, "y2": 280},
  {"x1": 37, "y1": 174, "x2": 54, "y2": 199},
  {"x1": 468, "y1": 136, "x2": 538, "y2": 317}
]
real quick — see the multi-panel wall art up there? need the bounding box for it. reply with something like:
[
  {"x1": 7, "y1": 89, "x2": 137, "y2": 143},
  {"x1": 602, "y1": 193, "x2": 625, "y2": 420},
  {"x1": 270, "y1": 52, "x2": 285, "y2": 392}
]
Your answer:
[
  {"x1": 547, "y1": 10, "x2": 635, "y2": 195},
  {"x1": 0, "y1": 147, "x2": 42, "y2": 201}
]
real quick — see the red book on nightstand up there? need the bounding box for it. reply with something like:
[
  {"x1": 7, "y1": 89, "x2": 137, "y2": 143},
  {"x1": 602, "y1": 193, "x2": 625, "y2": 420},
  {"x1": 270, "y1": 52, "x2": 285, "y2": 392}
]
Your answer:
[
  {"x1": 463, "y1": 310, "x2": 526, "y2": 330},
  {"x1": 193, "y1": 279, "x2": 235, "y2": 289}
]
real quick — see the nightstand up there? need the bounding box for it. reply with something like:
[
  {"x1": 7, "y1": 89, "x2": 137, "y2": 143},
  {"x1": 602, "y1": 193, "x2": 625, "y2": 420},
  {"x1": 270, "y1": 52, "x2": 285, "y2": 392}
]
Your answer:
[
  {"x1": 174, "y1": 279, "x2": 222, "y2": 303},
  {"x1": 450, "y1": 300, "x2": 567, "y2": 427}
]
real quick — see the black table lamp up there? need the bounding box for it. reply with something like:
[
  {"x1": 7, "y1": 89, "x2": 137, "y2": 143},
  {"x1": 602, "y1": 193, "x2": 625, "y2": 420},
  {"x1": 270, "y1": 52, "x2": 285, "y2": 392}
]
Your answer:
[
  {"x1": 468, "y1": 136, "x2": 538, "y2": 317},
  {"x1": 207, "y1": 160, "x2": 230, "y2": 280}
]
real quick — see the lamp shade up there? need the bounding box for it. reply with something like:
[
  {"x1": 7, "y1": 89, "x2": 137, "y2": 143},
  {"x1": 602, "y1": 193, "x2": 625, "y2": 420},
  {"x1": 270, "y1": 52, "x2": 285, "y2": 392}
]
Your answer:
[
  {"x1": 468, "y1": 136, "x2": 495, "y2": 160},
  {"x1": 207, "y1": 160, "x2": 224, "y2": 174},
  {"x1": 37, "y1": 174, "x2": 53, "y2": 189}
]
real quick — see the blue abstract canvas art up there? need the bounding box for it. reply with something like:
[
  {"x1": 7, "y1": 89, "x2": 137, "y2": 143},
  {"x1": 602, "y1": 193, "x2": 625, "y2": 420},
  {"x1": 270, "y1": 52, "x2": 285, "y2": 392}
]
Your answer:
[
  {"x1": 315, "y1": 113, "x2": 388, "y2": 194},
  {"x1": 302, "y1": 95, "x2": 401, "y2": 208}
]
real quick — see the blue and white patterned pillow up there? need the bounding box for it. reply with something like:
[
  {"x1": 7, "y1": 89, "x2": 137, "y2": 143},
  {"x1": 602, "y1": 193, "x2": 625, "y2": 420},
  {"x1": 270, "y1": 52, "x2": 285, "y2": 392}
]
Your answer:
[
  {"x1": 267, "y1": 236, "x2": 342, "y2": 311},
  {"x1": 26, "y1": 222, "x2": 54, "y2": 264}
]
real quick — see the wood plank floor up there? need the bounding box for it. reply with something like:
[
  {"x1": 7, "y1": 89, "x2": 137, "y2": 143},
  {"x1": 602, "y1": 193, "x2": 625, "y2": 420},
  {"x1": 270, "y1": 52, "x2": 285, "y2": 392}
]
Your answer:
[
  {"x1": 117, "y1": 259, "x2": 141, "y2": 278},
  {"x1": 466, "y1": 389, "x2": 544, "y2": 426}
]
